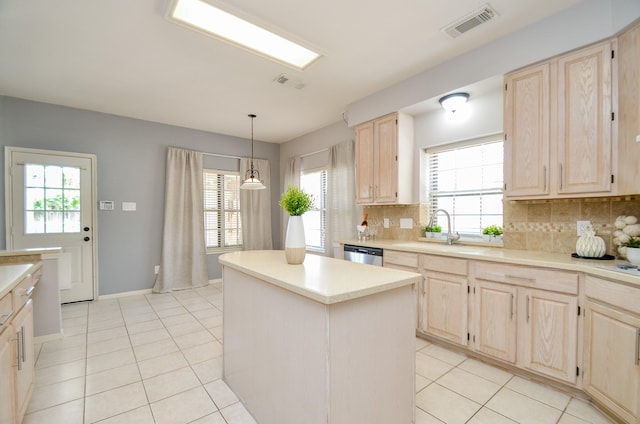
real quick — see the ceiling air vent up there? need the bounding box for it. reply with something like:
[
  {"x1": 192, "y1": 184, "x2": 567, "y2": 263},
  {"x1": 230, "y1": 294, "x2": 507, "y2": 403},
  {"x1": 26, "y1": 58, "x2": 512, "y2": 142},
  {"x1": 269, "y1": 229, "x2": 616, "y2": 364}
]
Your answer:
[
  {"x1": 442, "y1": 4, "x2": 498, "y2": 38},
  {"x1": 273, "y1": 73, "x2": 306, "y2": 90}
]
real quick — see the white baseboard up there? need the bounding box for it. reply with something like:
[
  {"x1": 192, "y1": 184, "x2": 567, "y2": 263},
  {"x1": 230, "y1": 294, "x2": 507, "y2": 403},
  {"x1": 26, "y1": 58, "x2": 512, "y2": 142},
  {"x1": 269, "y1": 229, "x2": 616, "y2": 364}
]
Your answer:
[
  {"x1": 97, "y1": 279, "x2": 222, "y2": 300},
  {"x1": 34, "y1": 332, "x2": 64, "y2": 344}
]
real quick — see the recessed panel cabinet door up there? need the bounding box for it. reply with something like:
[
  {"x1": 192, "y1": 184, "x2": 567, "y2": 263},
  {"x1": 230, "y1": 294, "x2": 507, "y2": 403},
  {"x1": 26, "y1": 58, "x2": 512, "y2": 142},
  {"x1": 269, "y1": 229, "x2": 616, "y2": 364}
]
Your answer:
[
  {"x1": 355, "y1": 122, "x2": 375, "y2": 204},
  {"x1": 584, "y1": 301, "x2": 640, "y2": 424},
  {"x1": 474, "y1": 280, "x2": 517, "y2": 363},
  {"x1": 373, "y1": 114, "x2": 398, "y2": 203},
  {"x1": 521, "y1": 288, "x2": 578, "y2": 384},
  {"x1": 504, "y1": 62, "x2": 550, "y2": 197},
  {"x1": 0, "y1": 326, "x2": 15, "y2": 424},
  {"x1": 557, "y1": 41, "x2": 613, "y2": 195},
  {"x1": 423, "y1": 271, "x2": 468, "y2": 346}
]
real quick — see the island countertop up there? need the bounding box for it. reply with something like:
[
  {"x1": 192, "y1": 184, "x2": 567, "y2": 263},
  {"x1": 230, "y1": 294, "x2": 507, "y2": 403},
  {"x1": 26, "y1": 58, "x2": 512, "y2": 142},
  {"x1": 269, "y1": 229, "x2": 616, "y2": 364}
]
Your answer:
[{"x1": 219, "y1": 250, "x2": 421, "y2": 305}]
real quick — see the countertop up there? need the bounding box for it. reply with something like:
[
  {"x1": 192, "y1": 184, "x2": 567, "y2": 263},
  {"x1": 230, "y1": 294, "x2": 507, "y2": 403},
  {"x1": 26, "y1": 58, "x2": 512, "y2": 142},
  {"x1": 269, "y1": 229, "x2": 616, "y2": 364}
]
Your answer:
[
  {"x1": 0, "y1": 263, "x2": 37, "y2": 299},
  {"x1": 219, "y1": 250, "x2": 421, "y2": 304},
  {"x1": 0, "y1": 247, "x2": 62, "y2": 257},
  {"x1": 341, "y1": 239, "x2": 640, "y2": 286}
]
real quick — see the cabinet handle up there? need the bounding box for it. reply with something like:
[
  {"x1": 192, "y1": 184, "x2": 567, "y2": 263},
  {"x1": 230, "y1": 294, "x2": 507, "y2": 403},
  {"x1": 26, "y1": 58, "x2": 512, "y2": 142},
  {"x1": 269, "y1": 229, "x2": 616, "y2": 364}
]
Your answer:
[
  {"x1": 633, "y1": 328, "x2": 640, "y2": 365},
  {"x1": 0, "y1": 311, "x2": 13, "y2": 326},
  {"x1": 510, "y1": 293, "x2": 514, "y2": 319},
  {"x1": 21, "y1": 326, "x2": 26, "y2": 363},
  {"x1": 559, "y1": 164, "x2": 563, "y2": 190},
  {"x1": 526, "y1": 295, "x2": 530, "y2": 323},
  {"x1": 543, "y1": 166, "x2": 547, "y2": 191},
  {"x1": 22, "y1": 286, "x2": 35, "y2": 298},
  {"x1": 504, "y1": 274, "x2": 535, "y2": 284},
  {"x1": 15, "y1": 329, "x2": 23, "y2": 371}
]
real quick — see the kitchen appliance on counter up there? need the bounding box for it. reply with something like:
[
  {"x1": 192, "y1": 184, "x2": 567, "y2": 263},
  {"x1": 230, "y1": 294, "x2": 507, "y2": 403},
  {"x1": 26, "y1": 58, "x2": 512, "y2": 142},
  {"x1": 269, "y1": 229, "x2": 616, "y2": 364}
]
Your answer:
[{"x1": 343, "y1": 244, "x2": 383, "y2": 267}]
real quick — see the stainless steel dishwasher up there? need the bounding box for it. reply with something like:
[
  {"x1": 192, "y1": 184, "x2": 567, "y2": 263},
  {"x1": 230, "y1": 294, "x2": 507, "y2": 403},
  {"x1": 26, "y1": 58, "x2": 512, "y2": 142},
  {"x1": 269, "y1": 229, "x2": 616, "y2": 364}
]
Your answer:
[{"x1": 343, "y1": 244, "x2": 383, "y2": 266}]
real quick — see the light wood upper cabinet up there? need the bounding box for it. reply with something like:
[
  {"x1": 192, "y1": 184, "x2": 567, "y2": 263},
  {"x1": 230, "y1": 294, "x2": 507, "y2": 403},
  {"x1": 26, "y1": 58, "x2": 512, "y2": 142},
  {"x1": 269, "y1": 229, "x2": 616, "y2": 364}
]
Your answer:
[
  {"x1": 557, "y1": 41, "x2": 613, "y2": 195},
  {"x1": 504, "y1": 62, "x2": 551, "y2": 197},
  {"x1": 504, "y1": 39, "x2": 616, "y2": 199},
  {"x1": 355, "y1": 112, "x2": 414, "y2": 205}
]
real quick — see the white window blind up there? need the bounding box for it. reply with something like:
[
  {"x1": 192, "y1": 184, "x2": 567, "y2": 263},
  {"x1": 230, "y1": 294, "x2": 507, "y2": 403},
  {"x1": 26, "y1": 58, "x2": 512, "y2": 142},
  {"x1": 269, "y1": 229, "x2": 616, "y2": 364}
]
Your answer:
[
  {"x1": 300, "y1": 168, "x2": 327, "y2": 252},
  {"x1": 203, "y1": 169, "x2": 242, "y2": 250},
  {"x1": 426, "y1": 139, "x2": 503, "y2": 235}
]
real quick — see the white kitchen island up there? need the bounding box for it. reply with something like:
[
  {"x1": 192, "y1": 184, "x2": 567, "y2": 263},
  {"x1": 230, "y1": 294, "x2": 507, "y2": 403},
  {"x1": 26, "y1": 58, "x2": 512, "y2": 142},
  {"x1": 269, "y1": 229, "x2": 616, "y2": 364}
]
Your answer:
[{"x1": 219, "y1": 250, "x2": 421, "y2": 424}]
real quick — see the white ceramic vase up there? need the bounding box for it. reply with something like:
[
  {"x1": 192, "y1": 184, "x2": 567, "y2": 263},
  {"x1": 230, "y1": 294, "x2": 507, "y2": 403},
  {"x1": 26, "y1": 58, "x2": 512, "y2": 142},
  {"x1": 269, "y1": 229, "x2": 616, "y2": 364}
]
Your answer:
[
  {"x1": 285, "y1": 215, "x2": 306, "y2": 265},
  {"x1": 626, "y1": 247, "x2": 640, "y2": 265}
]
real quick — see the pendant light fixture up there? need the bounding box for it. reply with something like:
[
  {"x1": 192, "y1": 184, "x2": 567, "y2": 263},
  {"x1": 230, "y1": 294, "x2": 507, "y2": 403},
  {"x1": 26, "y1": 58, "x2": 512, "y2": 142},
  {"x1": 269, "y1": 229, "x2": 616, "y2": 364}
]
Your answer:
[{"x1": 240, "y1": 114, "x2": 266, "y2": 190}]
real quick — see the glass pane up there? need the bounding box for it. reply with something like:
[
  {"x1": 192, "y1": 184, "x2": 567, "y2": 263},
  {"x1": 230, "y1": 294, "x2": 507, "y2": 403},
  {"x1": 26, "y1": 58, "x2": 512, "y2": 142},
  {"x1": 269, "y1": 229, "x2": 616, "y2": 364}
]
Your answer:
[
  {"x1": 25, "y1": 211, "x2": 45, "y2": 234},
  {"x1": 25, "y1": 164, "x2": 44, "y2": 187},
  {"x1": 45, "y1": 166, "x2": 63, "y2": 188},
  {"x1": 63, "y1": 167, "x2": 80, "y2": 189},
  {"x1": 63, "y1": 212, "x2": 81, "y2": 232},
  {"x1": 45, "y1": 189, "x2": 63, "y2": 211},
  {"x1": 26, "y1": 188, "x2": 45, "y2": 211},
  {"x1": 45, "y1": 212, "x2": 64, "y2": 233},
  {"x1": 64, "y1": 189, "x2": 81, "y2": 211}
]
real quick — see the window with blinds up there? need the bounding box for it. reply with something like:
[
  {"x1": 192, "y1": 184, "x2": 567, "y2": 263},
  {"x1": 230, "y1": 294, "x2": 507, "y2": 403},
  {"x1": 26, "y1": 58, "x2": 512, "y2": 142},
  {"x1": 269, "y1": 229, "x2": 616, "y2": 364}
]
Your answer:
[
  {"x1": 300, "y1": 168, "x2": 327, "y2": 252},
  {"x1": 203, "y1": 169, "x2": 242, "y2": 251},
  {"x1": 426, "y1": 138, "x2": 503, "y2": 235}
]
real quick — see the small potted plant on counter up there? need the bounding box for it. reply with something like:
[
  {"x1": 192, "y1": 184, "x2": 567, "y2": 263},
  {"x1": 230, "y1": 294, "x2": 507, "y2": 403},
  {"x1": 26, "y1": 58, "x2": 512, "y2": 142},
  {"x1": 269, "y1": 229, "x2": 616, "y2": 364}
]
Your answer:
[
  {"x1": 280, "y1": 185, "x2": 314, "y2": 265},
  {"x1": 482, "y1": 225, "x2": 503, "y2": 242},
  {"x1": 622, "y1": 237, "x2": 640, "y2": 265},
  {"x1": 423, "y1": 224, "x2": 442, "y2": 239}
]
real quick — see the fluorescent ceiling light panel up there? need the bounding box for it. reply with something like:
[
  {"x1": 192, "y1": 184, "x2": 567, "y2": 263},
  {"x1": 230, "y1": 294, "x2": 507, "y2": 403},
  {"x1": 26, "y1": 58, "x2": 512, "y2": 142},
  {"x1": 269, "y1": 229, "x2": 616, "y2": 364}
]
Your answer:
[{"x1": 168, "y1": 0, "x2": 322, "y2": 70}]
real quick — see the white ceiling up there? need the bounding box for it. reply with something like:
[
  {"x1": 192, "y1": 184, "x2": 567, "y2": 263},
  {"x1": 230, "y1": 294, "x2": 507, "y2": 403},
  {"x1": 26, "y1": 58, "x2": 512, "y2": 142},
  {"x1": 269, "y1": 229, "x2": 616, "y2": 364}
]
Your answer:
[{"x1": 0, "y1": 0, "x2": 583, "y2": 143}]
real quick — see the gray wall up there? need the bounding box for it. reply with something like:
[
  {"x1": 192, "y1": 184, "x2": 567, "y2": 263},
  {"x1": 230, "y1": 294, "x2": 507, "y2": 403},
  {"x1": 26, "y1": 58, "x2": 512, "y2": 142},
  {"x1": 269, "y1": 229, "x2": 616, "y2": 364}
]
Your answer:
[{"x1": 0, "y1": 96, "x2": 281, "y2": 295}]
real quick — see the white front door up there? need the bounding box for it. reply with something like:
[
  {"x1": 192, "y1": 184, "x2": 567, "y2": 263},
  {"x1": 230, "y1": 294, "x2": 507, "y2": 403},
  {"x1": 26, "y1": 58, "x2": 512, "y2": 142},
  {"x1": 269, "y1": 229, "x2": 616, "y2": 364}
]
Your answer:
[{"x1": 6, "y1": 147, "x2": 97, "y2": 303}]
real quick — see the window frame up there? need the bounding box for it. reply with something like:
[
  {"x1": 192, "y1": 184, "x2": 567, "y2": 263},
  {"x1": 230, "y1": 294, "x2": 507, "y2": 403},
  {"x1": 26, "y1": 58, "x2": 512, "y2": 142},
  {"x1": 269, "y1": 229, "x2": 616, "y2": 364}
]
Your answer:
[
  {"x1": 300, "y1": 166, "x2": 328, "y2": 253},
  {"x1": 203, "y1": 168, "x2": 243, "y2": 254},
  {"x1": 424, "y1": 134, "x2": 504, "y2": 237}
]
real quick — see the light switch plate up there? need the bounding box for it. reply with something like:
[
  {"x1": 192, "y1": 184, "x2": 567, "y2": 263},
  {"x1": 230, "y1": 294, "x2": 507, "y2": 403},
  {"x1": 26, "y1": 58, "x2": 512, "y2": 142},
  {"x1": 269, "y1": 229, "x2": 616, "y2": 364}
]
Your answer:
[
  {"x1": 122, "y1": 202, "x2": 137, "y2": 212},
  {"x1": 383, "y1": 218, "x2": 390, "y2": 228},
  {"x1": 577, "y1": 220, "x2": 591, "y2": 236}
]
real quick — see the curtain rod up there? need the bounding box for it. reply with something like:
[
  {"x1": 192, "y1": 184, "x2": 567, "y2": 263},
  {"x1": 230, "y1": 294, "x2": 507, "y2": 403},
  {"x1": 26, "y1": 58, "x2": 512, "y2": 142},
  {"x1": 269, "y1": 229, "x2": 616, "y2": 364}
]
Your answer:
[{"x1": 202, "y1": 152, "x2": 242, "y2": 160}]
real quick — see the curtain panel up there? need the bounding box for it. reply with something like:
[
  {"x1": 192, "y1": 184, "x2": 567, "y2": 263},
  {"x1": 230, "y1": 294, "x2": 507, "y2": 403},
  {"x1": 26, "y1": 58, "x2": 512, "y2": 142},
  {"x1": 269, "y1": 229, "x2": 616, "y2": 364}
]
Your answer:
[
  {"x1": 327, "y1": 140, "x2": 357, "y2": 253},
  {"x1": 154, "y1": 147, "x2": 209, "y2": 293},
  {"x1": 240, "y1": 158, "x2": 273, "y2": 250}
]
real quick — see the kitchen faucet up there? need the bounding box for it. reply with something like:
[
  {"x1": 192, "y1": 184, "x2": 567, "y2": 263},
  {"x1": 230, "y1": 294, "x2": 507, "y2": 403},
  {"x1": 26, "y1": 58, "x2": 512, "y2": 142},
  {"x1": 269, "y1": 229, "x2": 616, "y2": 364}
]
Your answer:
[{"x1": 427, "y1": 209, "x2": 460, "y2": 245}]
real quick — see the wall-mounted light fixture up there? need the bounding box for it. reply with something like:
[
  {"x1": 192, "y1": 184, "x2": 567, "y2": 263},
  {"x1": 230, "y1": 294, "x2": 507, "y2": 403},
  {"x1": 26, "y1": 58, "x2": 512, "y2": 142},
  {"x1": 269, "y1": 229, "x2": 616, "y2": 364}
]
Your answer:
[
  {"x1": 439, "y1": 92, "x2": 469, "y2": 114},
  {"x1": 240, "y1": 114, "x2": 266, "y2": 190}
]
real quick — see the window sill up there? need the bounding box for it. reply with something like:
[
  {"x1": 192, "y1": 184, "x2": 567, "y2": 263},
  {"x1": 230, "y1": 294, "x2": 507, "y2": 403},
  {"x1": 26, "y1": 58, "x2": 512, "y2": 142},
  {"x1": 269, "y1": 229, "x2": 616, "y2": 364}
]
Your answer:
[
  {"x1": 417, "y1": 236, "x2": 503, "y2": 248},
  {"x1": 207, "y1": 246, "x2": 243, "y2": 255}
]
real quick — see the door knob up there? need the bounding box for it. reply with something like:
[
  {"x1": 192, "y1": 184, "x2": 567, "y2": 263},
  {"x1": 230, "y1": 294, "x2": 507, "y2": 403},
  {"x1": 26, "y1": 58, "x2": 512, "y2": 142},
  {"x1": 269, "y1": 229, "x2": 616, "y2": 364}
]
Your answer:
[
  {"x1": 84, "y1": 237, "x2": 90, "y2": 242},
  {"x1": 83, "y1": 227, "x2": 90, "y2": 232}
]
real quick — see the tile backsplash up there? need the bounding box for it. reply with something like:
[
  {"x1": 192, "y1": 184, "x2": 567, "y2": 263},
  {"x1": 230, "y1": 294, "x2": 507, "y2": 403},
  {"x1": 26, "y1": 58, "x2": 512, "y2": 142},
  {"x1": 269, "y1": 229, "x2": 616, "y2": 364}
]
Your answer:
[{"x1": 364, "y1": 196, "x2": 640, "y2": 257}]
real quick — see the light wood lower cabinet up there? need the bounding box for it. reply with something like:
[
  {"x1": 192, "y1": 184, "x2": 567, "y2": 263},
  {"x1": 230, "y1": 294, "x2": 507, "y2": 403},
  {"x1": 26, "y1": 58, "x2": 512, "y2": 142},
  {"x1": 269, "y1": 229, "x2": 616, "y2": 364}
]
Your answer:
[
  {"x1": 474, "y1": 280, "x2": 517, "y2": 363},
  {"x1": 584, "y1": 274, "x2": 640, "y2": 424},
  {"x1": 418, "y1": 255, "x2": 469, "y2": 346},
  {"x1": 471, "y1": 262, "x2": 580, "y2": 385},
  {"x1": 383, "y1": 250, "x2": 420, "y2": 329},
  {"x1": 13, "y1": 300, "x2": 34, "y2": 424},
  {"x1": 0, "y1": 324, "x2": 15, "y2": 424}
]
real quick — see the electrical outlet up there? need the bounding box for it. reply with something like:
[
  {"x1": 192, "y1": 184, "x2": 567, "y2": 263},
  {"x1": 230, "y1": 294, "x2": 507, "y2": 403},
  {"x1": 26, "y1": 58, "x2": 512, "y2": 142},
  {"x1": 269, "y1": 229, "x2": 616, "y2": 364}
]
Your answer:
[
  {"x1": 577, "y1": 220, "x2": 591, "y2": 236},
  {"x1": 154, "y1": 265, "x2": 160, "y2": 274}
]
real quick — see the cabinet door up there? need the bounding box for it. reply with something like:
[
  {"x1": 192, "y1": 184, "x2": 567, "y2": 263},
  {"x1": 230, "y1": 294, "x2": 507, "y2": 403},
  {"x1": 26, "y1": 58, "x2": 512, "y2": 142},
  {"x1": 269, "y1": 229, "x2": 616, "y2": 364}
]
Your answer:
[
  {"x1": 423, "y1": 271, "x2": 468, "y2": 346},
  {"x1": 584, "y1": 301, "x2": 640, "y2": 424},
  {"x1": 474, "y1": 280, "x2": 517, "y2": 363},
  {"x1": 520, "y1": 288, "x2": 578, "y2": 384},
  {"x1": 13, "y1": 300, "x2": 34, "y2": 424},
  {"x1": 0, "y1": 327, "x2": 15, "y2": 424},
  {"x1": 504, "y1": 62, "x2": 550, "y2": 197},
  {"x1": 373, "y1": 114, "x2": 398, "y2": 203},
  {"x1": 557, "y1": 41, "x2": 613, "y2": 195},
  {"x1": 355, "y1": 121, "x2": 375, "y2": 204}
]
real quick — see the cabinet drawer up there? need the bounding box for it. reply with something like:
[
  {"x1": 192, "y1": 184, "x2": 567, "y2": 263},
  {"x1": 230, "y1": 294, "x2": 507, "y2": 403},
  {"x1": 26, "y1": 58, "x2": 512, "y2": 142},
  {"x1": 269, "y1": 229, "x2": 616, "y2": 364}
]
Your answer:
[
  {"x1": 473, "y1": 261, "x2": 578, "y2": 294},
  {"x1": 384, "y1": 250, "x2": 418, "y2": 269},
  {"x1": 12, "y1": 271, "x2": 38, "y2": 312},
  {"x1": 421, "y1": 255, "x2": 467, "y2": 276},
  {"x1": 0, "y1": 293, "x2": 12, "y2": 333},
  {"x1": 585, "y1": 275, "x2": 640, "y2": 315}
]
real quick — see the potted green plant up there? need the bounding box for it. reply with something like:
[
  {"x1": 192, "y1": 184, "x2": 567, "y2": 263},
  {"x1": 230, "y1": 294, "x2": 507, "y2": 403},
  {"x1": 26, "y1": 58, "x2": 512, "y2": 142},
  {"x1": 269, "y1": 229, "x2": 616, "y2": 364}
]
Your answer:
[
  {"x1": 423, "y1": 224, "x2": 442, "y2": 239},
  {"x1": 279, "y1": 185, "x2": 314, "y2": 264},
  {"x1": 622, "y1": 237, "x2": 640, "y2": 264},
  {"x1": 482, "y1": 225, "x2": 503, "y2": 241}
]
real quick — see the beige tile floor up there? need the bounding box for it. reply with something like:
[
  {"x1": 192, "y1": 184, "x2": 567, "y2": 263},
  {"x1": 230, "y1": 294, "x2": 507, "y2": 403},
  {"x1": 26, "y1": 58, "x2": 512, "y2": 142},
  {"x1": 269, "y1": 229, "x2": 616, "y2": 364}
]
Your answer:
[{"x1": 25, "y1": 283, "x2": 613, "y2": 424}]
